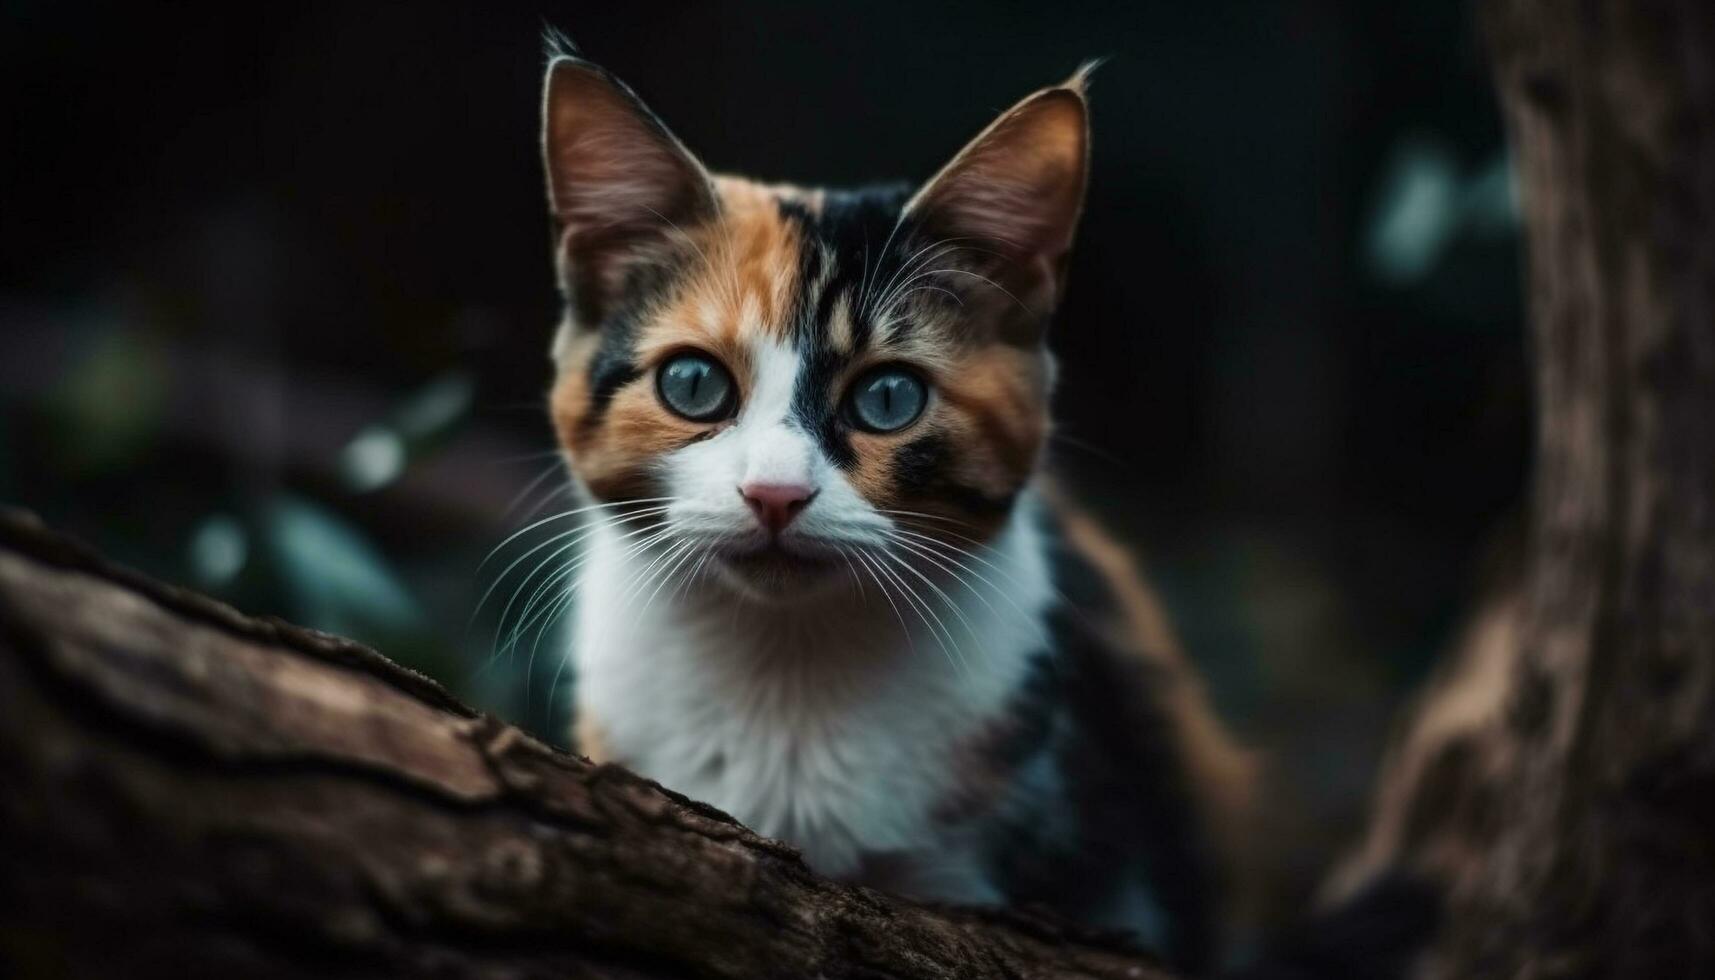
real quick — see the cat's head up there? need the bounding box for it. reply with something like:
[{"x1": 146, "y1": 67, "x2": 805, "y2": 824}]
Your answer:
[{"x1": 542, "y1": 55, "x2": 1089, "y2": 601}]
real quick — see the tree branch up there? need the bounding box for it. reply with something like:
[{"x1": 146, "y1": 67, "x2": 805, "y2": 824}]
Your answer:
[{"x1": 0, "y1": 508, "x2": 1171, "y2": 980}]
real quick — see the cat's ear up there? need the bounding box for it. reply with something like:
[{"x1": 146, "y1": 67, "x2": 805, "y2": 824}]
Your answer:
[
  {"x1": 542, "y1": 57, "x2": 716, "y2": 326},
  {"x1": 904, "y1": 69, "x2": 1091, "y2": 342}
]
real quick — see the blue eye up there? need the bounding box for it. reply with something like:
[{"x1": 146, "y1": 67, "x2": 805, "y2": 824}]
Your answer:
[
  {"x1": 657, "y1": 352, "x2": 736, "y2": 421},
  {"x1": 847, "y1": 368, "x2": 928, "y2": 433}
]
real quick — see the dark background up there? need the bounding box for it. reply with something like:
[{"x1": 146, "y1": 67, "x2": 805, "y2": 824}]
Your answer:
[{"x1": 0, "y1": 0, "x2": 1526, "y2": 923}]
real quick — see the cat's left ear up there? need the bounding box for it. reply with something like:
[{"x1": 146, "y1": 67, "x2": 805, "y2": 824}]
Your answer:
[
  {"x1": 904, "y1": 68, "x2": 1091, "y2": 342},
  {"x1": 542, "y1": 56, "x2": 717, "y2": 327}
]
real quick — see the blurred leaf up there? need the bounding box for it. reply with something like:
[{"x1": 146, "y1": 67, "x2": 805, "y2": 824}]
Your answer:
[
  {"x1": 1367, "y1": 139, "x2": 1520, "y2": 287},
  {"x1": 1365, "y1": 138, "x2": 1460, "y2": 285},
  {"x1": 188, "y1": 512, "x2": 248, "y2": 588},
  {"x1": 340, "y1": 425, "x2": 406, "y2": 493},
  {"x1": 395, "y1": 371, "x2": 474, "y2": 441},
  {"x1": 339, "y1": 371, "x2": 474, "y2": 493},
  {"x1": 261, "y1": 494, "x2": 423, "y2": 637},
  {"x1": 49, "y1": 322, "x2": 171, "y2": 473}
]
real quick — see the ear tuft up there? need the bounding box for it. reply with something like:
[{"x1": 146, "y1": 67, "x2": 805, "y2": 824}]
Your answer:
[
  {"x1": 541, "y1": 24, "x2": 581, "y2": 63},
  {"x1": 1063, "y1": 57, "x2": 1107, "y2": 95}
]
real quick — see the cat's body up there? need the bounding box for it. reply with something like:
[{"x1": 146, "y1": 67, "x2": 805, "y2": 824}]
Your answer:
[
  {"x1": 574, "y1": 485, "x2": 1250, "y2": 964},
  {"x1": 537, "y1": 50, "x2": 1253, "y2": 970}
]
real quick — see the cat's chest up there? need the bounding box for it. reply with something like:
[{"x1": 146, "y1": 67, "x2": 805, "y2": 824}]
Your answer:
[
  {"x1": 575, "y1": 611, "x2": 1004, "y2": 876},
  {"x1": 567, "y1": 510, "x2": 1056, "y2": 880}
]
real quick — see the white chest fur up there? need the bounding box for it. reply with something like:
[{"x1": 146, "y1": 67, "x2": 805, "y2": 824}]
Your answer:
[{"x1": 569, "y1": 505, "x2": 1055, "y2": 884}]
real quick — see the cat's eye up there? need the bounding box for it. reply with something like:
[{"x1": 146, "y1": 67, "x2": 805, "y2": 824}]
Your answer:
[
  {"x1": 657, "y1": 352, "x2": 736, "y2": 421},
  {"x1": 847, "y1": 368, "x2": 928, "y2": 434}
]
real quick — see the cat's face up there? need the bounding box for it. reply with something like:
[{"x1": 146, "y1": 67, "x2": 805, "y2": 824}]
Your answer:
[{"x1": 542, "y1": 58, "x2": 1088, "y2": 601}]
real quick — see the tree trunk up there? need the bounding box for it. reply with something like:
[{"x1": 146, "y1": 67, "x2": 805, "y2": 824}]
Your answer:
[
  {"x1": 0, "y1": 509, "x2": 1169, "y2": 980},
  {"x1": 1334, "y1": 2, "x2": 1715, "y2": 977}
]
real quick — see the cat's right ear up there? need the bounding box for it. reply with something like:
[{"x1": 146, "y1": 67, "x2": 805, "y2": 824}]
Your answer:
[{"x1": 542, "y1": 58, "x2": 716, "y2": 327}]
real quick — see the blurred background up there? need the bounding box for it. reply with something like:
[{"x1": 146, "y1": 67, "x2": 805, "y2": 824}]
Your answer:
[{"x1": 0, "y1": 0, "x2": 1526, "y2": 927}]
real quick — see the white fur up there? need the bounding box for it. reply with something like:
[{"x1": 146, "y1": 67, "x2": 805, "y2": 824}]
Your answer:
[
  {"x1": 664, "y1": 340, "x2": 891, "y2": 561},
  {"x1": 567, "y1": 340, "x2": 1055, "y2": 895}
]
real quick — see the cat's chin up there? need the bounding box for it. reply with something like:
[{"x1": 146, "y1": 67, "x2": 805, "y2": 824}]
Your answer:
[{"x1": 706, "y1": 544, "x2": 848, "y2": 604}]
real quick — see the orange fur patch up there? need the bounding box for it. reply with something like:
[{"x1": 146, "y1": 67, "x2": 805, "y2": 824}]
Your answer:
[
  {"x1": 935, "y1": 345, "x2": 1051, "y2": 478},
  {"x1": 552, "y1": 177, "x2": 820, "y2": 499}
]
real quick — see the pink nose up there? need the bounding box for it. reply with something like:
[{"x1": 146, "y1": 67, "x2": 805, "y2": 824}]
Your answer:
[{"x1": 740, "y1": 482, "x2": 816, "y2": 534}]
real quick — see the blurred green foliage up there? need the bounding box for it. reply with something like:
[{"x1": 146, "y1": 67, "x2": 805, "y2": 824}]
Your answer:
[{"x1": 48, "y1": 322, "x2": 171, "y2": 473}]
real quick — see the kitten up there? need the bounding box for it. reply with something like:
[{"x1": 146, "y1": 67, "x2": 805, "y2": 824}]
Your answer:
[{"x1": 538, "y1": 49, "x2": 1254, "y2": 970}]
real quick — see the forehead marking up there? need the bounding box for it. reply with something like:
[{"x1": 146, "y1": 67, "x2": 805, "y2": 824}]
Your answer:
[
  {"x1": 826, "y1": 291, "x2": 855, "y2": 354},
  {"x1": 704, "y1": 178, "x2": 810, "y2": 343}
]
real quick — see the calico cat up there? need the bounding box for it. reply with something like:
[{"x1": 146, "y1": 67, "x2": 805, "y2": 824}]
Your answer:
[{"x1": 538, "y1": 48, "x2": 1255, "y2": 970}]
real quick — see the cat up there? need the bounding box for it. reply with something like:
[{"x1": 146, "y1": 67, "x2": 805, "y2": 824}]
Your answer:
[{"x1": 537, "y1": 45, "x2": 1255, "y2": 970}]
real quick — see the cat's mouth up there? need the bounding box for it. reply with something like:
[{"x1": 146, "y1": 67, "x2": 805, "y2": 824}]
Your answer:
[{"x1": 710, "y1": 540, "x2": 843, "y2": 598}]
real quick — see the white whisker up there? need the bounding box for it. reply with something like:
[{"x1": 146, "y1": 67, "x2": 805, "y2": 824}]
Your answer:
[
  {"x1": 496, "y1": 519, "x2": 673, "y2": 664},
  {"x1": 877, "y1": 546, "x2": 983, "y2": 665},
  {"x1": 884, "y1": 529, "x2": 1050, "y2": 647},
  {"x1": 478, "y1": 497, "x2": 677, "y2": 571},
  {"x1": 913, "y1": 266, "x2": 1034, "y2": 320},
  {"x1": 475, "y1": 506, "x2": 672, "y2": 629},
  {"x1": 843, "y1": 546, "x2": 916, "y2": 657},
  {"x1": 501, "y1": 459, "x2": 567, "y2": 521},
  {"x1": 858, "y1": 547, "x2": 965, "y2": 676},
  {"x1": 867, "y1": 238, "x2": 977, "y2": 320}
]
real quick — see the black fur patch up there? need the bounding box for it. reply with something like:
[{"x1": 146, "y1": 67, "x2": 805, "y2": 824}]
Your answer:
[
  {"x1": 583, "y1": 341, "x2": 641, "y2": 435},
  {"x1": 974, "y1": 515, "x2": 1222, "y2": 973},
  {"x1": 777, "y1": 185, "x2": 917, "y2": 467},
  {"x1": 578, "y1": 256, "x2": 686, "y2": 436},
  {"x1": 892, "y1": 434, "x2": 1016, "y2": 516},
  {"x1": 981, "y1": 650, "x2": 1062, "y2": 774},
  {"x1": 793, "y1": 344, "x2": 858, "y2": 469},
  {"x1": 791, "y1": 184, "x2": 919, "y2": 346}
]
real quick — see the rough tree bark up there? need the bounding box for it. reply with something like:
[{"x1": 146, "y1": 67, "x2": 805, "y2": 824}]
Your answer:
[
  {"x1": 1333, "y1": 1, "x2": 1715, "y2": 977},
  {"x1": 0, "y1": 509, "x2": 1172, "y2": 980}
]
